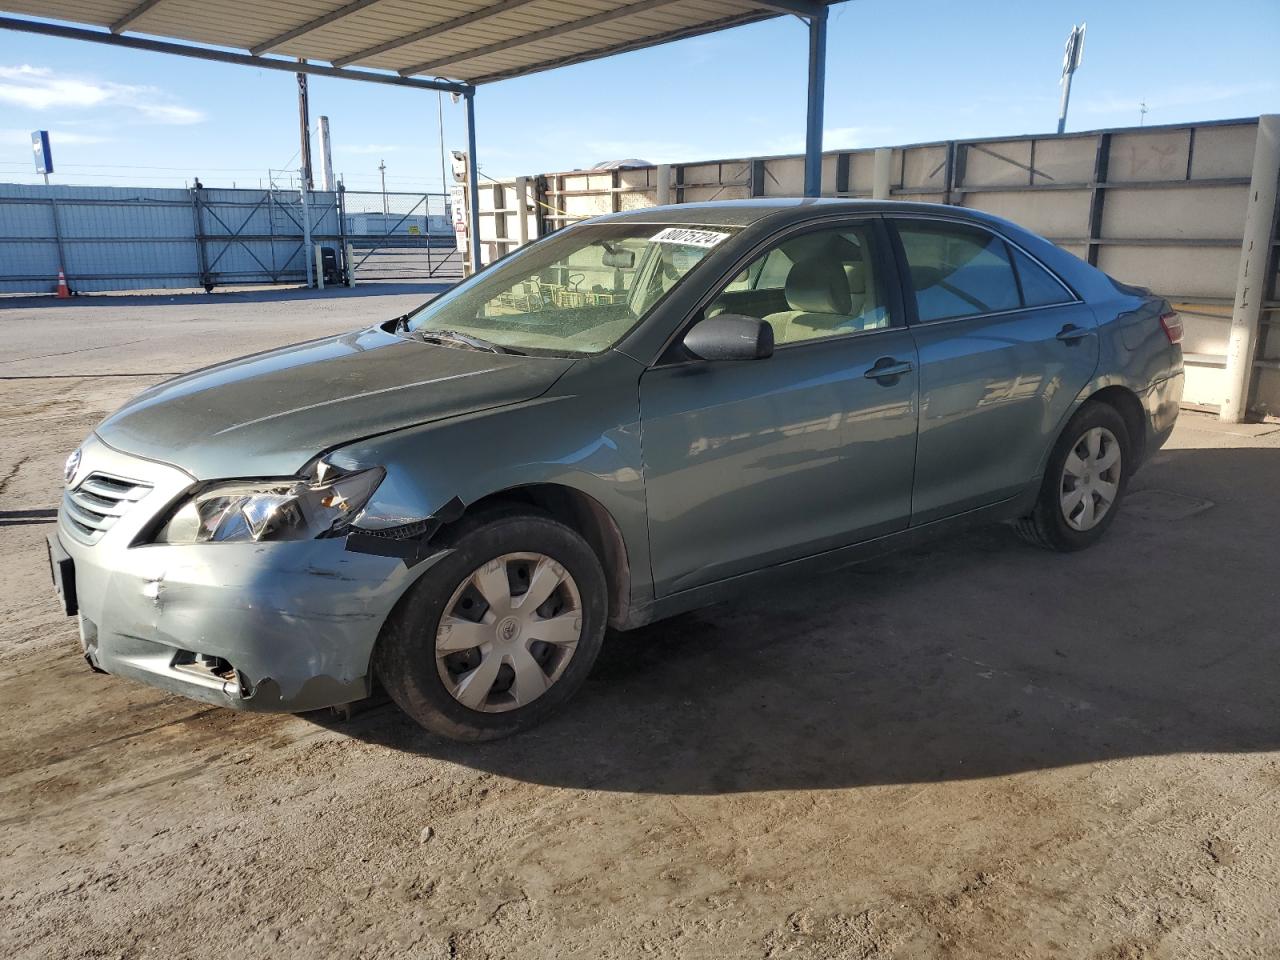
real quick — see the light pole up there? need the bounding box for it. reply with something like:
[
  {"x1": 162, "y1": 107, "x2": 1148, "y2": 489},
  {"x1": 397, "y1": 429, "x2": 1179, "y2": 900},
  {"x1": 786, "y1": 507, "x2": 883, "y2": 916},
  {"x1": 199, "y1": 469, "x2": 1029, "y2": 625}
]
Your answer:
[
  {"x1": 379, "y1": 158, "x2": 388, "y2": 217},
  {"x1": 296, "y1": 62, "x2": 313, "y2": 189},
  {"x1": 1057, "y1": 23, "x2": 1086, "y2": 135}
]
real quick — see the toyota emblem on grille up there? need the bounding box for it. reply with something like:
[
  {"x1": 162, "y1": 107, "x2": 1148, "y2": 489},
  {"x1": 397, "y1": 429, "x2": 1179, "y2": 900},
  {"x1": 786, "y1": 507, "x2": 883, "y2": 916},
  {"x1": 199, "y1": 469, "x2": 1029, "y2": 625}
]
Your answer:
[{"x1": 63, "y1": 448, "x2": 81, "y2": 487}]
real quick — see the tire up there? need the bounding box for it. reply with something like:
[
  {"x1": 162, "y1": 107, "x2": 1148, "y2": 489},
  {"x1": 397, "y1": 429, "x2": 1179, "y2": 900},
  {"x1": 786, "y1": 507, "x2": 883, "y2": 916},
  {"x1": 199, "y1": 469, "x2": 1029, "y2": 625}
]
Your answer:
[
  {"x1": 373, "y1": 510, "x2": 607, "y2": 741},
  {"x1": 1016, "y1": 401, "x2": 1132, "y2": 552}
]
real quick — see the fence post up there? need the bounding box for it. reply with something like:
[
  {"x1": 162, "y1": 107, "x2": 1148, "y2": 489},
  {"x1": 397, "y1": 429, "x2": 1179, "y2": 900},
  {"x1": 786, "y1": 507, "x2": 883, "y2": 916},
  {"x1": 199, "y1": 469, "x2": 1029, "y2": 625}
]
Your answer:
[
  {"x1": 1222, "y1": 114, "x2": 1280, "y2": 423},
  {"x1": 337, "y1": 182, "x2": 351, "y2": 285},
  {"x1": 834, "y1": 153, "x2": 850, "y2": 198},
  {"x1": 300, "y1": 181, "x2": 314, "y2": 288},
  {"x1": 514, "y1": 176, "x2": 531, "y2": 246},
  {"x1": 1086, "y1": 132, "x2": 1112, "y2": 267},
  {"x1": 942, "y1": 141, "x2": 957, "y2": 205},
  {"x1": 189, "y1": 186, "x2": 210, "y2": 290},
  {"x1": 872, "y1": 148, "x2": 892, "y2": 200},
  {"x1": 655, "y1": 165, "x2": 672, "y2": 205},
  {"x1": 48, "y1": 194, "x2": 69, "y2": 292},
  {"x1": 266, "y1": 187, "x2": 278, "y2": 280}
]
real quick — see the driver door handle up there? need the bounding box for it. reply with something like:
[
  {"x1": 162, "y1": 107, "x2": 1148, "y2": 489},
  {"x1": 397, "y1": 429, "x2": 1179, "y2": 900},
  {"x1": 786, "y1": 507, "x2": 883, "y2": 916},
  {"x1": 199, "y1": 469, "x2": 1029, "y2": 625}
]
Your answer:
[{"x1": 864, "y1": 357, "x2": 914, "y2": 382}]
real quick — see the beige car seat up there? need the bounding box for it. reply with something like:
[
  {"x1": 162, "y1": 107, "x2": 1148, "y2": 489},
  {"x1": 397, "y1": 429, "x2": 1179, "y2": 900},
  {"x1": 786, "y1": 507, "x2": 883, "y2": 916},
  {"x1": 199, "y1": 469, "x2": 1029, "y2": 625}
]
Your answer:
[{"x1": 764, "y1": 258, "x2": 858, "y2": 343}]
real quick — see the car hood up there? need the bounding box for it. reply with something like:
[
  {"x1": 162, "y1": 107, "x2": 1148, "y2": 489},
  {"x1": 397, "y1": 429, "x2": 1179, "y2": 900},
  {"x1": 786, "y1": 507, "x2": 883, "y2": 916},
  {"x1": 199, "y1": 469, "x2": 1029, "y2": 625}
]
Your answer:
[{"x1": 95, "y1": 327, "x2": 575, "y2": 479}]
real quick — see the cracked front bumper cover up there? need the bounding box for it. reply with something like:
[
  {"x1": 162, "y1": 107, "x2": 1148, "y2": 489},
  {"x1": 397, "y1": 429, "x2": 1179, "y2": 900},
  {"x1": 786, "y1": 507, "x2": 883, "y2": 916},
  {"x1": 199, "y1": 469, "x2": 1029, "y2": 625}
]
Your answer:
[
  {"x1": 53, "y1": 435, "x2": 449, "y2": 713},
  {"x1": 63, "y1": 531, "x2": 444, "y2": 712}
]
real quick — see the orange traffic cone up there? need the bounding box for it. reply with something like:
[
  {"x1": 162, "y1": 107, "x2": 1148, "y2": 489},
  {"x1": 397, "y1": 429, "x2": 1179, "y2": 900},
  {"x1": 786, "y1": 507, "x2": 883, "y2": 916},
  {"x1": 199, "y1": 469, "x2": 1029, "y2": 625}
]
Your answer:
[{"x1": 56, "y1": 271, "x2": 71, "y2": 299}]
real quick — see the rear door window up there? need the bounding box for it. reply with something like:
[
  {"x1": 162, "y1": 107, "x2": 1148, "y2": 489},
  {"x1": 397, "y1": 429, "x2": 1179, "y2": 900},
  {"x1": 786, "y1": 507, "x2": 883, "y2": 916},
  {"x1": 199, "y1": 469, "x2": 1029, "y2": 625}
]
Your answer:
[{"x1": 895, "y1": 221, "x2": 1021, "y2": 322}]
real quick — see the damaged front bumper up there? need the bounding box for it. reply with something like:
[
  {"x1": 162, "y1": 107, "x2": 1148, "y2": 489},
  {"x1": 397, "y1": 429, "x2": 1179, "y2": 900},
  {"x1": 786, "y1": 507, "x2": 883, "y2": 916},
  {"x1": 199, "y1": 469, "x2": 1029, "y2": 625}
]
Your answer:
[{"x1": 52, "y1": 436, "x2": 445, "y2": 713}]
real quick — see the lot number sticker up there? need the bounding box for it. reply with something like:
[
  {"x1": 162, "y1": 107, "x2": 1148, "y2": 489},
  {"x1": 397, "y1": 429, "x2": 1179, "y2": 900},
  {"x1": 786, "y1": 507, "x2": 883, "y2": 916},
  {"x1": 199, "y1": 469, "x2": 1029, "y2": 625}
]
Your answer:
[{"x1": 649, "y1": 227, "x2": 730, "y2": 248}]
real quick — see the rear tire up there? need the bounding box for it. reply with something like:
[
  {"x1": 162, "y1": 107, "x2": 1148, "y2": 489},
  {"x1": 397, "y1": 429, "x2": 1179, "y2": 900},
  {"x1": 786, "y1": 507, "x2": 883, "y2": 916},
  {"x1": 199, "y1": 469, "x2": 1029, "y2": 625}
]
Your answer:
[
  {"x1": 1016, "y1": 402, "x2": 1131, "y2": 552},
  {"x1": 373, "y1": 510, "x2": 607, "y2": 741}
]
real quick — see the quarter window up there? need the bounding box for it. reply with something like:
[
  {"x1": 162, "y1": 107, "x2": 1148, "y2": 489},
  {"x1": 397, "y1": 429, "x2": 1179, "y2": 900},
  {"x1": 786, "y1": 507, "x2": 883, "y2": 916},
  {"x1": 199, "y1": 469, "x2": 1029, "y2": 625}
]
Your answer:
[{"x1": 1010, "y1": 246, "x2": 1073, "y2": 307}]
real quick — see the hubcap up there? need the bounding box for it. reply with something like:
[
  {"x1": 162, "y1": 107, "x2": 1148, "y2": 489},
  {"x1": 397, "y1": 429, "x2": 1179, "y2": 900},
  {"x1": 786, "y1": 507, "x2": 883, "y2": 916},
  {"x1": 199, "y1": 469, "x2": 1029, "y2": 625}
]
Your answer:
[
  {"x1": 435, "y1": 552, "x2": 582, "y2": 713},
  {"x1": 1060, "y1": 426, "x2": 1122, "y2": 531}
]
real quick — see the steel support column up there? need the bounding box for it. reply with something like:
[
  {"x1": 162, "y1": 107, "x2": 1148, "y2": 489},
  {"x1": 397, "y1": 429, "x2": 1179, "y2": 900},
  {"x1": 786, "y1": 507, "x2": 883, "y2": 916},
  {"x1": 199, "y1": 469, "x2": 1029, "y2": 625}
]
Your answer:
[
  {"x1": 464, "y1": 90, "x2": 482, "y2": 273},
  {"x1": 803, "y1": 7, "x2": 828, "y2": 198}
]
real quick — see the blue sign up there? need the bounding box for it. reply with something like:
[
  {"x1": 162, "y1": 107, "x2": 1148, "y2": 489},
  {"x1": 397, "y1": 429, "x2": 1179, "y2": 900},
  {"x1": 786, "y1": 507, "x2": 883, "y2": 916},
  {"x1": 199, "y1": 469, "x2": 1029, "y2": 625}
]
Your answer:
[{"x1": 32, "y1": 130, "x2": 53, "y2": 175}]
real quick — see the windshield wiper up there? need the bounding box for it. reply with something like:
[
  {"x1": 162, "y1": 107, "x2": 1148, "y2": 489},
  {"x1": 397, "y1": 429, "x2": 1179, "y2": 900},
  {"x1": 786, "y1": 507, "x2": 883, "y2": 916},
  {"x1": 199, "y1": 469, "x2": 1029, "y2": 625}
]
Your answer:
[{"x1": 415, "y1": 329, "x2": 520, "y2": 355}]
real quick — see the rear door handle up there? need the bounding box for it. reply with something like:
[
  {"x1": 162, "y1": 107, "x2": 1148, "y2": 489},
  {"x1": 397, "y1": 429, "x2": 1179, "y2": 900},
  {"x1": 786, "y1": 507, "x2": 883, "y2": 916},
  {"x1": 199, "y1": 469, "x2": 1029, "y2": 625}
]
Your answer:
[
  {"x1": 1057, "y1": 324, "x2": 1091, "y2": 343},
  {"x1": 864, "y1": 357, "x2": 914, "y2": 382}
]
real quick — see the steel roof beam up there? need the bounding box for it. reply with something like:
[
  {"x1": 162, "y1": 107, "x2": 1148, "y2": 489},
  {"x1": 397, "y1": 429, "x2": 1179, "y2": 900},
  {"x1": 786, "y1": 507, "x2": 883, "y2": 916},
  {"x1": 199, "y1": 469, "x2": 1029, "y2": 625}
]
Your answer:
[
  {"x1": 751, "y1": 1, "x2": 826, "y2": 16},
  {"x1": 0, "y1": 16, "x2": 472, "y2": 93},
  {"x1": 110, "y1": 0, "x2": 166, "y2": 33},
  {"x1": 331, "y1": 0, "x2": 542, "y2": 69},
  {"x1": 249, "y1": 0, "x2": 385, "y2": 56},
  {"x1": 398, "y1": 0, "x2": 683, "y2": 77},
  {"x1": 467, "y1": 9, "x2": 774, "y2": 84}
]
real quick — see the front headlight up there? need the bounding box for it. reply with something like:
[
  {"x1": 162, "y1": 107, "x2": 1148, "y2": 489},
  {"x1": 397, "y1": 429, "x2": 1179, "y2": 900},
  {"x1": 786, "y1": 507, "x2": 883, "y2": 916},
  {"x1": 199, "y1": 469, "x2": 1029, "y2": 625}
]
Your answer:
[{"x1": 155, "y1": 465, "x2": 385, "y2": 544}]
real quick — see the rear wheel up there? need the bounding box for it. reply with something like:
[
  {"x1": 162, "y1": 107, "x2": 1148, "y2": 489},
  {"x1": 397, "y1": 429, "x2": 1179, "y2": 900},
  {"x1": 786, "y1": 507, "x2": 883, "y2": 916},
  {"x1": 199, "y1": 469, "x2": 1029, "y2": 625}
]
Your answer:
[
  {"x1": 374, "y1": 511, "x2": 607, "y2": 740},
  {"x1": 1016, "y1": 402, "x2": 1131, "y2": 552}
]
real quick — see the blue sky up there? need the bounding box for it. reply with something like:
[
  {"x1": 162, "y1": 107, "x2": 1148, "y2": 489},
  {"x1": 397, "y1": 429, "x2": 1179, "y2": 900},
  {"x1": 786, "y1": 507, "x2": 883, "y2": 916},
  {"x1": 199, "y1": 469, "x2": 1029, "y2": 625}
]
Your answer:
[{"x1": 1, "y1": 0, "x2": 1276, "y2": 192}]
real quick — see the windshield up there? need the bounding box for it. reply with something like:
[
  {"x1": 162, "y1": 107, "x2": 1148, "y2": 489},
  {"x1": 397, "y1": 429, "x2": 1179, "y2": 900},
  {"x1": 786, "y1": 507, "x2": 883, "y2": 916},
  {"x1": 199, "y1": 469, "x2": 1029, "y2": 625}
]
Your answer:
[{"x1": 404, "y1": 223, "x2": 739, "y2": 355}]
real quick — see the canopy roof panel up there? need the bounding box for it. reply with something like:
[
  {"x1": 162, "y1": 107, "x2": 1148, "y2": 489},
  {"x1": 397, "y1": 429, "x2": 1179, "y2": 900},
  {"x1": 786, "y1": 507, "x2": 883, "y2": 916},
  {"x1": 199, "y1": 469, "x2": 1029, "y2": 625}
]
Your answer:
[{"x1": 0, "y1": 0, "x2": 834, "y2": 84}]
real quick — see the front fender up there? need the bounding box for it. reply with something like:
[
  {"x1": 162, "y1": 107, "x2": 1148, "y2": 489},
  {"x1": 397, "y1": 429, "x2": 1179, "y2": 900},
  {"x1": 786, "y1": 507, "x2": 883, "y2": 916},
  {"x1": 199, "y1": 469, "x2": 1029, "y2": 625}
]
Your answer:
[{"x1": 325, "y1": 355, "x2": 653, "y2": 610}]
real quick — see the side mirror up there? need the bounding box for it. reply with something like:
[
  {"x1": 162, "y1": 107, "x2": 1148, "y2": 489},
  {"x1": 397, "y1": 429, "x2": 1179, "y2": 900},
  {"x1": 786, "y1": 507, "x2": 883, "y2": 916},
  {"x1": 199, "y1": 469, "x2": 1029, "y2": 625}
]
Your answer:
[{"x1": 682, "y1": 314, "x2": 774, "y2": 362}]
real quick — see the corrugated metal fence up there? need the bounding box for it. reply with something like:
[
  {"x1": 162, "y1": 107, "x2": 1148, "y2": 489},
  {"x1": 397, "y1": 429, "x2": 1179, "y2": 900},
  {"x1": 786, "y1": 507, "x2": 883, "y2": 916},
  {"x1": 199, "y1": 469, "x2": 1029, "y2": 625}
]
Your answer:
[
  {"x1": 0, "y1": 184, "x2": 345, "y2": 293},
  {"x1": 0, "y1": 184, "x2": 463, "y2": 293}
]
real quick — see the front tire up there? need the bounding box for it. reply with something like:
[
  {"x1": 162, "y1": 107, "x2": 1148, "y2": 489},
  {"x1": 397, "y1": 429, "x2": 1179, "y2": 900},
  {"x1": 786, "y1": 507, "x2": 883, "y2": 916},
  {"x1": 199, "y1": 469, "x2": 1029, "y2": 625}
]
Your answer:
[
  {"x1": 373, "y1": 510, "x2": 607, "y2": 741},
  {"x1": 1016, "y1": 402, "x2": 1131, "y2": 552}
]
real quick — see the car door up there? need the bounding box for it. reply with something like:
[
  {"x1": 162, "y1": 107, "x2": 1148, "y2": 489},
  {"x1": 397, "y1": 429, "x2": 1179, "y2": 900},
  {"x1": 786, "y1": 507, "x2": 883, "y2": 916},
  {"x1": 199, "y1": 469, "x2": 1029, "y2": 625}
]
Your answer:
[
  {"x1": 638, "y1": 218, "x2": 919, "y2": 597},
  {"x1": 889, "y1": 216, "x2": 1100, "y2": 525}
]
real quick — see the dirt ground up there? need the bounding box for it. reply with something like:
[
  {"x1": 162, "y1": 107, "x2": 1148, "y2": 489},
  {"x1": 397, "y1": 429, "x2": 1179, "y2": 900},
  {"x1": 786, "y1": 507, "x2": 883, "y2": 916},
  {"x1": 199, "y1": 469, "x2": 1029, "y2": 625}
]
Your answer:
[{"x1": 2, "y1": 287, "x2": 1278, "y2": 960}]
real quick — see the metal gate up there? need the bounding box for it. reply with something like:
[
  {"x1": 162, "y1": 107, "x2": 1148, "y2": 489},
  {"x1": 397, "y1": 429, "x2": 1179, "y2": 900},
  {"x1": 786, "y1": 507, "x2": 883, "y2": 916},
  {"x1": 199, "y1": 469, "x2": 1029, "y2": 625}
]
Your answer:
[
  {"x1": 340, "y1": 188, "x2": 461, "y2": 283},
  {"x1": 194, "y1": 187, "x2": 342, "y2": 291}
]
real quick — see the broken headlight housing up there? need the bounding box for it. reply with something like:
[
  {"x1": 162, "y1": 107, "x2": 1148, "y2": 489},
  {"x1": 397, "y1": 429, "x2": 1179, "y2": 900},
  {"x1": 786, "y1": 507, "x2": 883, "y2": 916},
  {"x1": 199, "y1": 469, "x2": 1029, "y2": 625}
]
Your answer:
[{"x1": 154, "y1": 465, "x2": 385, "y2": 544}]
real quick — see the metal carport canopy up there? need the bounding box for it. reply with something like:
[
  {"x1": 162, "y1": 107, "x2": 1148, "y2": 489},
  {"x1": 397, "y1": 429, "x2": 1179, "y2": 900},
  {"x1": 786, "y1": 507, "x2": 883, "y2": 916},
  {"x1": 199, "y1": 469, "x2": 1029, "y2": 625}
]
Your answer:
[{"x1": 0, "y1": 0, "x2": 840, "y2": 266}]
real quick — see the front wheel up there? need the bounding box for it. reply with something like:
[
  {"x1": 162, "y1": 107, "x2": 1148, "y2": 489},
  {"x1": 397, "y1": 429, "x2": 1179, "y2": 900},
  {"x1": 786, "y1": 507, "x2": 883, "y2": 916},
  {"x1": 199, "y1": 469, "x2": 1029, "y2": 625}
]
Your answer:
[
  {"x1": 373, "y1": 511, "x2": 607, "y2": 741},
  {"x1": 1016, "y1": 402, "x2": 1131, "y2": 552}
]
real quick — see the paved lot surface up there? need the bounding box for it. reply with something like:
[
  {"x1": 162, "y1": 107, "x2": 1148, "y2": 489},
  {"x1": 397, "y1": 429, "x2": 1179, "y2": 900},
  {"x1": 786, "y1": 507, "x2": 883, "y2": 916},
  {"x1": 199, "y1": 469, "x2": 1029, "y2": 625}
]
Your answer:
[{"x1": 2, "y1": 289, "x2": 1279, "y2": 959}]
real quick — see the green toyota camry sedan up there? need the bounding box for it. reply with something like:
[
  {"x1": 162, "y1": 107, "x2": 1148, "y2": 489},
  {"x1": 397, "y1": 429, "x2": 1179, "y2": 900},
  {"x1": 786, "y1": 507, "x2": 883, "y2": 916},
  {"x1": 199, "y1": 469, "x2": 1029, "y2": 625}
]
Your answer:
[{"x1": 49, "y1": 199, "x2": 1184, "y2": 739}]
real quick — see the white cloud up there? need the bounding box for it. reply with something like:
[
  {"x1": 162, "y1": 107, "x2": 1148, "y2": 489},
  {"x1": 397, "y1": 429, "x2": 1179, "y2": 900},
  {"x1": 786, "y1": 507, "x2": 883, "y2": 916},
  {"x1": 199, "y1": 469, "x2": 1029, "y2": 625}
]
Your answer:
[
  {"x1": 0, "y1": 127, "x2": 111, "y2": 146},
  {"x1": 0, "y1": 64, "x2": 204, "y2": 124},
  {"x1": 135, "y1": 103, "x2": 204, "y2": 125}
]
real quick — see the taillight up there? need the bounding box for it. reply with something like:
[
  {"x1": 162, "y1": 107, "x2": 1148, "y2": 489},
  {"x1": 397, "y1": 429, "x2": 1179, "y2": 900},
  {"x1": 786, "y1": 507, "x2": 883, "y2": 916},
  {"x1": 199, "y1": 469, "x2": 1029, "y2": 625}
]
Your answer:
[{"x1": 1159, "y1": 311, "x2": 1183, "y2": 345}]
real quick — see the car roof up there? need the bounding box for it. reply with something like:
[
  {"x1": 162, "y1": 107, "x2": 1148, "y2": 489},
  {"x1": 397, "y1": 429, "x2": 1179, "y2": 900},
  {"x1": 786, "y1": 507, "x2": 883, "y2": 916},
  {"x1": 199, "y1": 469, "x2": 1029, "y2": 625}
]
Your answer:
[{"x1": 589, "y1": 198, "x2": 999, "y2": 229}]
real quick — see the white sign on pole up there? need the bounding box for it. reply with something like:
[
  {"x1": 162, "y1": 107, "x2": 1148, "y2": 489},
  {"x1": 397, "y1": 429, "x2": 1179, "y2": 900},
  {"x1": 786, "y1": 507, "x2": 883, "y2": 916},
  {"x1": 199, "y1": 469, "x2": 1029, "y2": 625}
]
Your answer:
[
  {"x1": 450, "y1": 184, "x2": 467, "y2": 253},
  {"x1": 1062, "y1": 22, "x2": 1086, "y2": 78}
]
